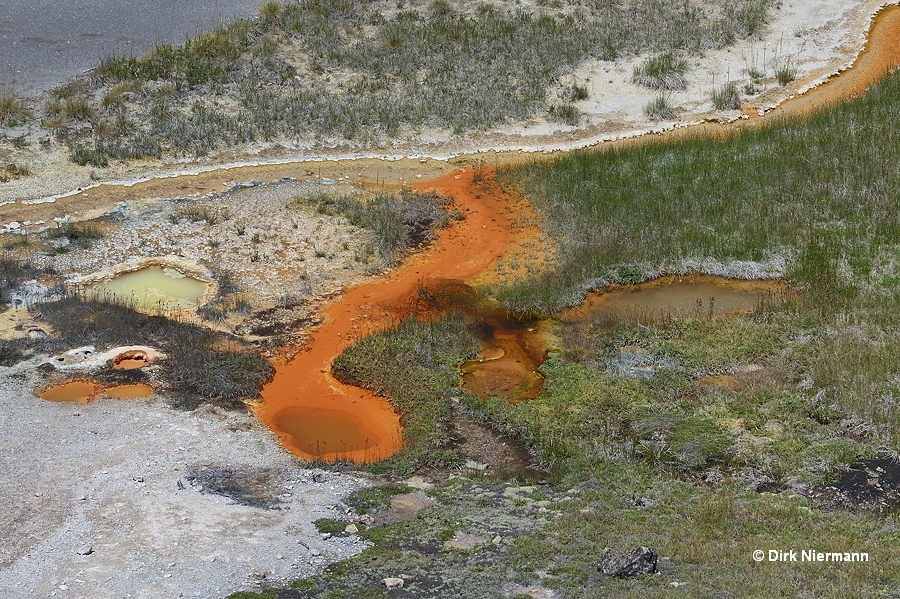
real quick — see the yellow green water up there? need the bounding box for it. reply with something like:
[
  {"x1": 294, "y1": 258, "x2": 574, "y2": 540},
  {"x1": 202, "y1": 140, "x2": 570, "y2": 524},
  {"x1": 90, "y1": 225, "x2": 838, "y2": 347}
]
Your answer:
[{"x1": 84, "y1": 266, "x2": 209, "y2": 312}]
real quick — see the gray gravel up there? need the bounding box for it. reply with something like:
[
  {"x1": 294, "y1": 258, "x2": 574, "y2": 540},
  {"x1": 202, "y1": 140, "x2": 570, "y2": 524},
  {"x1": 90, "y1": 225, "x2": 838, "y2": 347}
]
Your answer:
[
  {"x1": 0, "y1": 0, "x2": 262, "y2": 96},
  {"x1": 0, "y1": 362, "x2": 371, "y2": 598}
]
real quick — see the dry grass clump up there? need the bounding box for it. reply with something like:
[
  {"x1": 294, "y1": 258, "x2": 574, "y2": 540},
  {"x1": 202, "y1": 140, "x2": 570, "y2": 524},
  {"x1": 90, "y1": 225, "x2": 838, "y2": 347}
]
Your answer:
[
  {"x1": 633, "y1": 51, "x2": 689, "y2": 90},
  {"x1": 711, "y1": 81, "x2": 741, "y2": 109},
  {"x1": 0, "y1": 93, "x2": 31, "y2": 127}
]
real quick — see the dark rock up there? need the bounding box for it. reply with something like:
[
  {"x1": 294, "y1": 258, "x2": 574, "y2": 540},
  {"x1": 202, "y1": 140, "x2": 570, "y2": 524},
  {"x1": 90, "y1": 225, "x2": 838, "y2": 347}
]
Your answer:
[{"x1": 599, "y1": 545, "x2": 658, "y2": 577}]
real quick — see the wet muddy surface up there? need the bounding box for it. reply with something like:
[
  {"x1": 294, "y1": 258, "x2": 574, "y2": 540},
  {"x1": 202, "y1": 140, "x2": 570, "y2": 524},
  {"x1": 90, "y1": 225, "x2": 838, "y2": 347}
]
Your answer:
[
  {"x1": 184, "y1": 465, "x2": 286, "y2": 510},
  {"x1": 816, "y1": 456, "x2": 900, "y2": 511},
  {"x1": 39, "y1": 379, "x2": 153, "y2": 402},
  {"x1": 448, "y1": 410, "x2": 544, "y2": 482}
]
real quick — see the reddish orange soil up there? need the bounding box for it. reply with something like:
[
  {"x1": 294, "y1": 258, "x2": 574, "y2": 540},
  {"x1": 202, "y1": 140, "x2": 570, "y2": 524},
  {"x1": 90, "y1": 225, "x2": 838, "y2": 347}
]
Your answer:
[{"x1": 254, "y1": 171, "x2": 520, "y2": 462}]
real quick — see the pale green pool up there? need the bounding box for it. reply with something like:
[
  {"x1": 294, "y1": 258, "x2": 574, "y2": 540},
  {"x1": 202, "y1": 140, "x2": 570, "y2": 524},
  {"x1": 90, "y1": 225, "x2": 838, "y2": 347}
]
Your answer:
[{"x1": 84, "y1": 265, "x2": 210, "y2": 312}]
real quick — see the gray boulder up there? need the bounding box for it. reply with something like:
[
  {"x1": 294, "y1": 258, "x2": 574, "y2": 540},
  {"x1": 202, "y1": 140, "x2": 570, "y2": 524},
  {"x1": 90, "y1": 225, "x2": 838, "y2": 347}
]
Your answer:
[{"x1": 598, "y1": 545, "x2": 658, "y2": 577}]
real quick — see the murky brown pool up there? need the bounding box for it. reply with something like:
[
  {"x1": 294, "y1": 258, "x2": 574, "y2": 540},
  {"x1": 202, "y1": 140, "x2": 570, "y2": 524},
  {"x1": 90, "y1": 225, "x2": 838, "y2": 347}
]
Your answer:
[
  {"x1": 39, "y1": 381, "x2": 102, "y2": 403},
  {"x1": 460, "y1": 275, "x2": 790, "y2": 402},
  {"x1": 566, "y1": 275, "x2": 791, "y2": 325},
  {"x1": 40, "y1": 380, "x2": 153, "y2": 402}
]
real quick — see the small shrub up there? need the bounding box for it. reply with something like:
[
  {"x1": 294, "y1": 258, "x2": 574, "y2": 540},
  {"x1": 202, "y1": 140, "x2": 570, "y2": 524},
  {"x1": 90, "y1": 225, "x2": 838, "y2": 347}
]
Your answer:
[
  {"x1": 775, "y1": 60, "x2": 796, "y2": 86},
  {"x1": 644, "y1": 94, "x2": 676, "y2": 120},
  {"x1": 71, "y1": 144, "x2": 109, "y2": 168},
  {"x1": 0, "y1": 94, "x2": 30, "y2": 127},
  {"x1": 633, "y1": 51, "x2": 689, "y2": 91},
  {"x1": 711, "y1": 81, "x2": 741, "y2": 110},
  {"x1": 548, "y1": 103, "x2": 580, "y2": 126},
  {"x1": 561, "y1": 83, "x2": 589, "y2": 102},
  {"x1": 48, "y1": 222, "x2": 104, "y2": 242}
]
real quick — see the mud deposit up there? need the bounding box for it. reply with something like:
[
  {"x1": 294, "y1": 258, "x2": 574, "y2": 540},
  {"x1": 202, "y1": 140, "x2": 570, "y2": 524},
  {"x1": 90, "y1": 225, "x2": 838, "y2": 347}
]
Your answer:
[{"x1": 817, "y1": 456, "x2": 900, "y2": 511}]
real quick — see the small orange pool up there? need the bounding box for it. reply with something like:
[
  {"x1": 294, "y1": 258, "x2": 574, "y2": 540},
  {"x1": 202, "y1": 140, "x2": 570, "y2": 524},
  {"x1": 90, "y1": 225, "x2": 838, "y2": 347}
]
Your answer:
[{"x1": 39, "y1": 381, "x2": 103, "y2": 403}]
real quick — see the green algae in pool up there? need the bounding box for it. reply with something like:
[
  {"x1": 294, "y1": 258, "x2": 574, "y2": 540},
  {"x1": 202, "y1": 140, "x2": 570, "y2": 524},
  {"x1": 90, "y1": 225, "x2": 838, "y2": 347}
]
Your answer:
[{"x1": 84, "y1": 266, "x2": 209, "y2": 311}]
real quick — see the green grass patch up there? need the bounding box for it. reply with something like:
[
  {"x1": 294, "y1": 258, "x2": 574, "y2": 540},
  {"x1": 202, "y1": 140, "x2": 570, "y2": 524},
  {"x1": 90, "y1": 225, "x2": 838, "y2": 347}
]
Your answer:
[
  {"x1": 632, "y1": 51, "x2": 689, "y2": 91},
  {"x1": 346, "y1": 483, "x2": 412, "y2": 513},
  {"x1": 644, "y1": 93, "x2": 676, "y2": 120},
  {"x1": 331, "y1": 313, "x2": 479, "y2": 474},
  {"x1": 711, "y1": 81, "x2": 741, "y2": 109},
  {"x1": 498, "y1": 67, "x2": 900, "y2": 315}
]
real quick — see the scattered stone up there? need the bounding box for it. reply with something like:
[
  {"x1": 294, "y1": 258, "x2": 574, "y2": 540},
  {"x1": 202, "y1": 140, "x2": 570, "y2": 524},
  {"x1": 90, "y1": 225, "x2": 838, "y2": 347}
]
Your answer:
[
  {"x1": 492, "y1": 535, "x2": 503, "y2": 545},
  {"x1": 344, "y1": 524, "x2": 358, "y2": 534},
  {"x1": 310, "y1": 548, "x2": 322, "y2": 557},
  {"x1": 76, "y1": 544, "x2": 93, "y2": 556},
  {"x1": 598, "y1": 545, "x2": 658, "y2": 577},
  {"x1": 374, "y1": 491, "x2": 436, "y2": 525},
  {"x1": 383, "y1": 577, "x2": 404, "y2": 589},
  {"x1": 443, "y1": 531, "x2": 483, "y2": 550},
  {"x1": 357, "y1": 514, "x2": 375, "y2": 525}
]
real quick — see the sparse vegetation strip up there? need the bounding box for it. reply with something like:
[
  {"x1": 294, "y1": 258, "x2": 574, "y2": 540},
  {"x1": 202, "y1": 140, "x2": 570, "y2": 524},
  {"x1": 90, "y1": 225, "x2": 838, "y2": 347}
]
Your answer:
[{"x1": 2, "y1": 0, "x2": 772, "y2": 161}]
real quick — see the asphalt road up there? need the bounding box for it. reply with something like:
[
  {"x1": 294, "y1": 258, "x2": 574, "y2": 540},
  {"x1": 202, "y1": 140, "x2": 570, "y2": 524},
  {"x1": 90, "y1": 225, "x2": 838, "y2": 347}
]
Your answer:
[{"x1": 0, "y1": 0, "x2": 263, "y2": 96}]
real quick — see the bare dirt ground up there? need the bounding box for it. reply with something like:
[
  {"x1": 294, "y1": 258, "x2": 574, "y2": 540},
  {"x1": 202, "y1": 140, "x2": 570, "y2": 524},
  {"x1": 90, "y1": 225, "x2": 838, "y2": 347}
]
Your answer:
[{"x1": 0, "y1": 368, "x2": 372, "y2": 599}]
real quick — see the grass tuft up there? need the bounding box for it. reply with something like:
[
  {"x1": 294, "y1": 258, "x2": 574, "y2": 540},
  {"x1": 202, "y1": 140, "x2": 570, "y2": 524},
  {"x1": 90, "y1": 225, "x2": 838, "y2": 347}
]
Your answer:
[
  {"x1": 711, "y1": 81, "x2": 741, "y2": 110},
  {"x1": 633, "y1": 51, "x2": 688, "y2": 91},
  {"x1": 644, "y1": 94, "x2": 676, "y2": 120}
]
